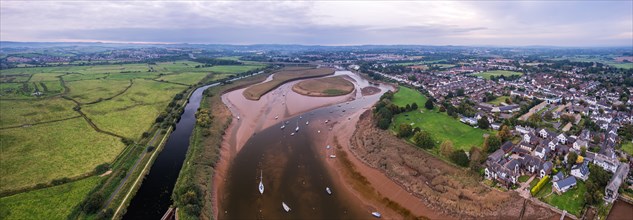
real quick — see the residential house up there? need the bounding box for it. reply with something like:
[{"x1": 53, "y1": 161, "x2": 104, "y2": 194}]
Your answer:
[
  {"x1": 553, "y1": 176, "x2": 577, "y2": 194},
  {"x1": 552, "y1": 171, "x2": 564, "y2": 182},
  {"x1": 557, "y1": 133, "x2": 568, "y2": 144},
  {"x1": 573, "y1": 140, "x2": 588, "y2": 151},
  {"x1": 605, "y1": 163, "x2": 630, "y2": 203},
  {"x1": 540, "y1": 161, "x2": 554, "y2": 178},
  {"x1": 571, "y1": 161, "x2": 590, "y2": 181}
]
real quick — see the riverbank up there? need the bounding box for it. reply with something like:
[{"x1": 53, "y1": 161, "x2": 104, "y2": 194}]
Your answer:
[
  {"x1": 348, "y1": 110, "x2": 561, "y2": 219},
  {"x1": 242, "y1": 67, "x2": 335, "y2": 100}
]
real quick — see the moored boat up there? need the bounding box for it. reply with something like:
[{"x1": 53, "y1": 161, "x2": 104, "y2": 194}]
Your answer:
[
  {"x1": 326, "y1": 187, "x2": 332, "y2": 195},
  {"x1": 371, "y1": 212, "x2": 381, "y2": 218},
  {"x1": 258, "y1": 171, "x2": 264, "y2": 194},
  {"x1": 282, "y1": 202, "x2": 291, "y2": 212}
]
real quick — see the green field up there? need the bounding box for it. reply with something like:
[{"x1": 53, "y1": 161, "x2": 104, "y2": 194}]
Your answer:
[
  {"x1": 0, "y1": 176, "x2": 100, "y2": 220},
  {"x1": 0, "y1": 61, "x2": 255, "y2": 194},
  {"x1": 539, "y1": 181, "x2": 586, "y2": 216},
  {"x1": 156, "y1": 72, "x2": 209, "y2": 85},
  {"x1": 487, "y1": 96, "x2": 511, "y2": 105},
  {"x1": 0, "y1": 118, "x2": 123, "y2": 192},
  {"x1": 390, "y1": 87, "x2": 490, "y2": 150},
  {"x1": 473, "y1": 70, "x2": 523, "y2": 80},
  {"x1": 66, "y1": 79, "x2": 132, "y2": 103},
  {"x1": 622, "y1": 141, "x2": 633, "y2": 155},
  {"x1": 0, "y1": 98, "x2": 79, "y2": 128}
]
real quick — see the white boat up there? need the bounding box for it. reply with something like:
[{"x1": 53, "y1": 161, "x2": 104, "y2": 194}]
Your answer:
[
  {"x1": 306, "y1": 121, "x2": 309, "y2": 125},
  {"x1": 258, "y1": 171, "x2": 264, "y2": 194},
  {"x1": 275, "y1": 116, "x2": 279, "y2": 119},
  {"x1": 237, "y1": 116, "x2": 240, "y2": 120},
  {"x1": 325, "y1": 120, "x2": 329, "y2": 124},
  {"x1": 371, "y1": 212, "x2": 381, "y2": 218},
  {"x1": 326, "y1": 145, "x2": 331, "y2": 149},
  {"x1": 290, "y1": 132, "x2": 295, "y2": 136},
  {"x1": 282, "y1": 202, "x2": 291, "y2": 212},
  {"x1": 326, "y1": 187, "x2": 332, "y2": 195},
  {"x1": 295, "y1": 126, "x2": 299, "y2": 132},
  {"x1": 329, "y1": 155, "x2": 336, "y2": 158}
]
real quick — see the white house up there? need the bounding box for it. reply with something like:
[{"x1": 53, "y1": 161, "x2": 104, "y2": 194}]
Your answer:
[
  {"x1": 571, "y1": 161, "x2": 590, "y2": 181},
  {"x1": 573, "y1": 140, "x2": 588, "y2": 151},
  {"x1": 557, "y1": 133, "x2": 568, "y2": 144}
]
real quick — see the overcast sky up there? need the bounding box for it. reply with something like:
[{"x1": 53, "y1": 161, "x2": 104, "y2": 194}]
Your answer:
[{"x1": 1, "y1": 1, "x2": 632, "y2": 46}]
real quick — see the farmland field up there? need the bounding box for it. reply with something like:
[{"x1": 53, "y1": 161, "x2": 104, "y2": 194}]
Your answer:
[
  {"x1": 0, "y1": 176, "x2": 100, "y2": 220},
  {"x1": 66, "y1": 79, "x2": 132, "y2": 103},
  {"x1": 390, "y1": 87, "x2": 490, "y2": 151},
  {"x1": 0, "y1": 118, "x2": 123, "y2": 192},
  {"x1": 0, "y1": 60, "x2": 258, "y2": 196},
  {"x1": 0, "y1": 98, "x2": 78, "y2": 128}
]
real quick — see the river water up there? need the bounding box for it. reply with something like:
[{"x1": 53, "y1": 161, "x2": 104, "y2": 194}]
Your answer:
[
  {"x1": 219, "y1": 71, "x2": 391, "y2": 219},
  {"x1": 123, "y1": 83, "x2": 216, "y2": 219}
]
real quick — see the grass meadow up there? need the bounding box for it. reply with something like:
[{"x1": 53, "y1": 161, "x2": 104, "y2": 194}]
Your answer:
[
  {"x1": 0, "y1": 118, "x2": 123, "y2": 192},
  {"x1": 390, "y1": 87, "x2": 490, "y2": 151},
  {"x1": 0, "y1": 176, "x2": 100, "y2": 220},
  {"x1": 0, "y1": 98, "x2": 78, "y2": 128}
]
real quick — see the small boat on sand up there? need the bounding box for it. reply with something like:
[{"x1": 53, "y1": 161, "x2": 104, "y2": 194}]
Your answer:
[
  {"x1": 329, "y1": 155, "x2": 336, "y2": 158},
  {"x1": 290, "y1": 132, "x2": 295, "y2": 136},
  {"x1": 282, "y1": 202, "x2": 291, "y2": 212},
  {"x1": 326, "y1": 187, "x2": 332, "y2": 195},
  {"x1": 306, "y1": 121, "x2": 309, "y2": 125},
  {"x1": 372, "y1": 212, "x2": 381, "y2": 218},
  {"x1": 258, "y1": 171, "x2": 264, "y2": 194},
  {"x1": 281, "y1": 124, "x2": 285, "y2": 129},
  {"x1": 275, "y1": 115, "x2": 279, "y2": 119},
  {"x1": 295, "y1": 126, "x2": 299, "y2": 132}
]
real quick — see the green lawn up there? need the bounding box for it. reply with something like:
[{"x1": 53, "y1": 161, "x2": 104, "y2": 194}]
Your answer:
[
  {"x1": 621, "y1": 141, "x2": 633, "y2": 155},
  {"x1": 487, "y1": 96, "x2": 511, "y2": 105},
  {"x1": 390, "y1": 87, "x2": 490, "y2": 151},
  {"x1": 0, "y1": 118, "x2": 123, "y2": 192},
  {"x1": 473, "y1": 70, "x2": 523, "y2": 80},
  {"x1": 540, "y1": 181, "x2": 586, "y2": 217},
  {"x1": 518, "y1": 175, "x2": 530, "y2": 183},
  {"x1": 0, "y1": 176, "x2": 100, "y2": 220}
]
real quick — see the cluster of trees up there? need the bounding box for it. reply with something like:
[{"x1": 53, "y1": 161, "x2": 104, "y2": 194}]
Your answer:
[
  {"x1": 489, "y1": 74, "x2": 521, "y2": 82},
  {"x1": 194, "y1": 57, "x2": 242, "y2": 66},
  {"x1": 584, "y1": 164, "x2": 612, "y2": 205},
  {"x1": 373, "y1": 91, "x2": 420, "y2": 130},
  {"x1": 172, "y1": 181, "x2": 203, "y2": 218}
]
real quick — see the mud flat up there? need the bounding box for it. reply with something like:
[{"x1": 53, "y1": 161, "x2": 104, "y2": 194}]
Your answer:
[{"x1": 607, "y1": 199, "x2": 633, "y2": 220}]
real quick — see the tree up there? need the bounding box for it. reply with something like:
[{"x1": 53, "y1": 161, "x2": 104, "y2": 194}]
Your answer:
[
  {"x1": 450, "y1": 150, "x2": 470, "y2": 167},
  {"x1": 478, "y1": 116, "x2": 490, "y2": 129},
  {"x1": 528, "y1": 113, "x2": 541, "y2": 125},
  {"x1": 398, "y1": 123, "x2": 414, "y2": 138},
  {"x1": 440, "y1": 141, "x2": 454, "y2": 158},
  {"x1": 498, "y1": 125, "x2": 512, "y2": 142},
  {"x1": 485, "y1": 135, "x2": 502, "y2": 153},
  {"x1": 567, "y1": 151, "x2": 578, "y2": 169},
  {"x1": 405, "y1": 104, "x2": 411, "y2": 111},
  {"x1": 424, "y1": 99, "x2": 434, "y2": 110},
  {"x1": 469, "y1": 147, "x2": 484, "y2": 168},
  {"x1": 413, "y1": 131, "x2": 435, "y2": 149},
  {"x1": 543, "y1": 111, "x2": 553, "y2": 121},
  {"x1": 82, "y1": 192, "x2": 105, "y2": 214},
  {"x1": 411, "y1": 102, "x2": 418, "y2": 110}
]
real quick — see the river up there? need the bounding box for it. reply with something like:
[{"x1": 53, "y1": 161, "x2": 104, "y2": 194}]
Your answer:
[{"x1": 218, "y1": 71, "x2": 392, "y2": 219}]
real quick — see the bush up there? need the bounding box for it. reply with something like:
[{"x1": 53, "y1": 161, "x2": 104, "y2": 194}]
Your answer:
[
  {"x1": 530, "y1": 176, "x2": 550, "y2": 196},
  {"x1": 82, "y1": 192, "x2": 105, "y2": 214},
  {"x1": 94, "y1": 163, "x2": 110, "y2": 174},
  {"x1": 51, "y1": 177, "x2": 70, "y2": 185},
  {"x1": 450, "y1": 150, "x2": 469, "y2": 167},
  {"x1": 413, "y1": 131, "x2": 435, "y2": 149},
  {"x1": 397, "y1": 123, "x2": 414, "y2": 138}
]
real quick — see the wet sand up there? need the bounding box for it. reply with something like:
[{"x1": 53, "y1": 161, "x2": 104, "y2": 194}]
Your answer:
[{"x1": 213, "y1": 70, "x2": 449, "y2": 219}]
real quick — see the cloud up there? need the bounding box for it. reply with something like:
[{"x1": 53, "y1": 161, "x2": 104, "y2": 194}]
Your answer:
[{"x1": 1, "y1": 1, "x2": 631, "y2": 46}]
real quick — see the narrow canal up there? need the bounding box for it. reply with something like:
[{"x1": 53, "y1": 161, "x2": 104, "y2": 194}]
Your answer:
[{"x1": 123, "y1": 83, "x2": 216, "y2": 219}]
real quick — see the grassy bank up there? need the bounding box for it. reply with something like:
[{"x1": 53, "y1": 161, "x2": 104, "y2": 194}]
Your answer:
[{"x1": 291, "y1": 76, "x2": 354, "y2": 97}]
